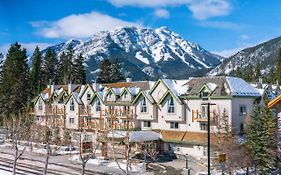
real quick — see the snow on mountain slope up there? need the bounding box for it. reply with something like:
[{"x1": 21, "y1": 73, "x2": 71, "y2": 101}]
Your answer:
[{"x1": 42, "y1": 26, "x2": 223, "y2": 80}]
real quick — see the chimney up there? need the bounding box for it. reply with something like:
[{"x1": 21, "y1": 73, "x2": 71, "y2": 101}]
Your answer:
[
  {"x1": 126, "y1": 77, "x2": 132, "y2": 82},
  {"x1": 51, "y1": 82, "x2": 55, "y2": 95}
]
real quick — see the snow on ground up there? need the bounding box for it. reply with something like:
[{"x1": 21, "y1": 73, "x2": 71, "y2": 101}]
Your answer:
[
  {"x1": 107, "y1": 161, "x2": 143, "y2": 172},
  {"x1": 0, "y1": 169, "x2": 12, "y2": 175}
]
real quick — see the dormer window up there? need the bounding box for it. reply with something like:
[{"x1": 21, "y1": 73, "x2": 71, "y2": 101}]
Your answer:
[
  {"x1": 70, "y1": 98, "x2": 75, "y2": 111},
  {"x1": 38, "y1": 99, "x2": 43, "y2": 111},
  {"x1": 96, "y1": 99, "x2": 101, "y2": 112},
  {"x1": 124, "y1": 91, "x2": 128, "y2": 99},
  {"x1": 87, "y1": 92, "x2": 91, "y2": 101},
  {"x1": 167, "y1": 97, "x2": 175, "y2": 113},
  {"x1": 140, "y1": 98, "x2": 147, "y2": 113},
  {"x1": 201, "y1": 91, "x2": 209, "y2": 101}
]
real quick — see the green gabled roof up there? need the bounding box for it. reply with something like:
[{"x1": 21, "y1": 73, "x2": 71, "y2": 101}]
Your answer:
[
  {"x1": 80, "y1": 84, "x2": 95, "y2": 98},
  {"x1": 198, "y1": 84, "x2": 212, "y2": 94},
  {"x1": 132, "y1": 90, "x2": 154, "y2": 105},
  {"x1": 89, "y1": 92, "x2": 103, "y2": 105},
  {"x1": 149, "y1": 79, "x2": 163, "y2": 94},
  {"x1": 158, "y1": 90, "x2": 182, "y2": 105},
  {"x1": 104, "y1": 88, "x2": 116, "y2": 98},
  {"x1": 120, "y1": 87, "x2": 132, "y2": 97}
]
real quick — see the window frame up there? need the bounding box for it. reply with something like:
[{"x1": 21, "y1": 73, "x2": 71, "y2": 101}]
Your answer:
[
  {"x1": 96, "y1": 99, "x2": 101, "y2": 112},
  {"x1": 70, "y1": 98, "x2": 75, "y2": 111},
  {"x1": 167, "y1": 97, "x2": 175, "y2": 114},
  {"x1": 38, "y1": 99, "x2": 43, "y2": 111},
  {"x1": 170, "y1": 122, "x2": 179, "y2": 129},
  {"x1": 143, "y1": 121, "x2": 151, "y2": 128},
  {"x1": 140, "y1": 98, "x2": 147, "y2": 113},
  {"x1": 200, "y1": 123, "x2": 208, "y2": 131},
  {"x1": 239, "y1": 105, "x2": 247, "y2": 115},
  {"x1": 86, "y1": 92, "x2": 91, "y2": 101},
  {"x1": 69, "y1": 117, "x2": 75, "y2": 124}
]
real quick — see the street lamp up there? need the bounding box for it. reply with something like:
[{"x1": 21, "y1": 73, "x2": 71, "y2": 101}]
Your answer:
[
  {"x1": 201, "y1": 102, "x2": 216, "y2": 175},
  {"x1": 185, "y1": 153, "x2": 188, "y2": 169}
]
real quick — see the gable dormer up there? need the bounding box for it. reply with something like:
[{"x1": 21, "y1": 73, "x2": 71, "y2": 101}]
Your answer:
[
  {"x1": 105, "y1": 88, "x2": 116, "y2": 102},
  {"x1": 80, "y1": 84, "x2": 95, "y2": 105},
  {"x1": 120, "y1": 88, "x2": 132, "y2": 102},
  {"x1": 198, "y1": 83, "x2": 217, "y2": 101}
]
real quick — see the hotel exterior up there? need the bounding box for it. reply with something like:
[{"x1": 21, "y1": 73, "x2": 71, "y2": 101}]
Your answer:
[{"x1": 30, "y1": 76, "x2": 261, "y2": 158}]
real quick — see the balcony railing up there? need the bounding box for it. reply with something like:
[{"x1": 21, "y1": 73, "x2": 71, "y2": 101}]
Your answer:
[
  {"x1": 100, "y1": 109, "x2": 134, "y2": 119},
  {"x1": 192, "y1": 110, "x2": 217, "y2": 125}
]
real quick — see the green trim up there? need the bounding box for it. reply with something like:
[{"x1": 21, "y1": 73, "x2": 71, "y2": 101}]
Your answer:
[
  {"x1": 181, "y1": 95, "x2": 233, "y2": 99},
  {"x1": 104, "y1": 101, "x2": 132, "y2": 106},
  {"x1": 104, "y1": 88, "x2": 116, "y2": 99},
  {"x1": 157, "y1": 90, "x2": 182, "y2": 105},
  {"x1": 80, "y1": 84, "x2": 95, "y2": 99},
  {"x1": 132, "y1": 90, "x2": 153, "y2": 105},
  {"x1": 148, "y1": 79, "x2": 162, "y2": 94},
  {"x1": 198, "y1": 84, "x2": 212, "y2": 94},
  {"x1": 120, "y1": 87, "x2": 132, "y2": 97},
  {"x1": 89, "y1": 92, "x2": 103, "y2": 105}
]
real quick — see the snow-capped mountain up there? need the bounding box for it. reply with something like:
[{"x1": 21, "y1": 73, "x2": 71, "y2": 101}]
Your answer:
[
  {"x1": 208, "y1": 36, "x2": 281, "y2": 76},
  {"x1": 44, "y1": 26, "x2": 223, "y2": 80}
]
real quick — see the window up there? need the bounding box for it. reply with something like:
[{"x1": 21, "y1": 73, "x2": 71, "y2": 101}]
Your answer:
[
  {"x1": 69, "y1": 117, "x2": 74, "y2": 124},
  {"x1": 170, "y1": 122, "x2": 179, "y2": 129},
  {"x1": 38, "y1": 99, "x2": 43, "y2": 111},
  {"x1": 240, "y1": 105, "x2": 247, "y2": 115},
  {"x1": 201, "y1": 91, "x2": 209, "y2": 101},
  {"x1": 96, "y1": 99, "x2": 101, "y2": 112},
  {"x1": 143, "y1": 121, "x2": 151, "y2": 128},
  {"x1": 87, "y1": 92, "x2": 91, "y2": 101},
  {"x1": 140, "y1": 98, "x2": 147, "y2": 113},
  {"x1": 124, "y1": 91, "x2": 128, "y2": 99},
  {"x1": 200, "y1": 123, "x2": 208, "y2": 131},
  {"x1": 240, "y1": 123, "x2": 244, "y2": 133},
  {"x1": 201, "y1": 105, "x2": 208, "y2": 118},
  {"x1": 70, "y1": 98, "x2": 75, "y2": 111},
  {"x1": 167, "y1": 97, "x2": 175, "y2": 113}
]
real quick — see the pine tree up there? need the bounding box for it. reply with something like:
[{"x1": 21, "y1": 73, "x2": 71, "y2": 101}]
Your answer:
[
  {"x1": 235, "y1": 67, "x2": 242, "y2": 78},
  {"x1": 57, "y1": 45, "x2": 74, "y2": 84},
  {"x1": 97, "y1": 59, "x2": 112, "y2": 83},
  {"x1": 246, "y1": 106, "x2": 277, "y2": 173},
  {"x1": 275, "y1": 48, "x2": 281, "y2": 83},
  {"x1": 254, "y1": 60, "x2": 261, "y2": 82},
  {"x1": 30, "y1": 46, "x2": 43, "y2": 97},
  {"x1": 110, "y1": 58, "x2": 123, "y2": 83},
  {"x1": 72, "y1": 53, "x2": 86, "y2": 84},
  {"x1": 0, "y1": 42, "x2": 29, "y2": 116},
  {"x1": 42, "y1": 48, "x2": 57, "y2": 85}
]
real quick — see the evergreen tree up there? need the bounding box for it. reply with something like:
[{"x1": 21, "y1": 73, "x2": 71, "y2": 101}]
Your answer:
[
  {"x1": 57, "y1": 45, "x2": 74, "y2": 84},
  {"x1": 254, "y1": 60, "x2": 261, "y2": 82},
  {"x1": 234, "y1": 67, "x2": 242, "y2": 78},
  {"x1": 72, "y1": 53, "x2": 86, "y2": 84},
  {"x1": 30, "y1": 46, "x2": 43, "y2": 97},
  {"x1": 97, "y1": 59, "x2": 112, "y2": 83},
  {"x1": 0, "y1": 43, "x2": 29, "y2": 116},
  {"x1": 42, "y1": 48, "x2": 57, "y2": 85},
  {"x1": 275, "y1": 48, "x2": 281, "y2": 83},
  {"x1": 110, "y1": 58, "x2": 123, "y2": 83},
  {"x1": 246, "y1": 106, "x2": 277, "y2": 173}
]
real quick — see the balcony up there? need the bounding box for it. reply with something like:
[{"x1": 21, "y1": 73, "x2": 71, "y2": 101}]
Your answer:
[
  {"x1": 100, "y1": 109, "x2": 134, "y2": 119},
  {"x1": 192, "y1": 110, "x2": 217, "y2": 125}
]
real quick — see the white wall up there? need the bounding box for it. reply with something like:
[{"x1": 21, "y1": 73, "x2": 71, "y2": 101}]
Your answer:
[{"x1": 65, "y1": 97, "x2": 79, "y2": 129}]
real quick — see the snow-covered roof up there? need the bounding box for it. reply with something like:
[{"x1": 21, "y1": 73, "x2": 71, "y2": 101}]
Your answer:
[
  {"x1": 107, "y1": 131, "x2": 161, "y2": 143},
  {"x1": 226, "y1": 77, "x2": 261, "y2": 97},
  {"x1": 206, "y1": 82, "x2": 217, "y2": 92},
  {"x1": 72, "y1": 92, "x2": 83, "y2": 105},
  {"x1": 162, "y1": 79, "x2": 190, "y2": 96},
  {"x1": 127, "y1": 87, "x2": 140, "y2": 95}
]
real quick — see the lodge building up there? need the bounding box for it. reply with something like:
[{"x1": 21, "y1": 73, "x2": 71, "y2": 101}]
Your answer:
[{"x1": 30, "y1": 76, "x2": 261, "y2": 157}]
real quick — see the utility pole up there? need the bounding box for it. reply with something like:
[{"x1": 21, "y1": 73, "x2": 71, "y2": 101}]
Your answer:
[{"x1": 202, "y1": 102, "x2": 215, "y2": 175}]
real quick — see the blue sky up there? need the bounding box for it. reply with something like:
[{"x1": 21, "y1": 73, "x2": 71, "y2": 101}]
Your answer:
[{"x1": 1, "y1": 0, "x2": 281, "y2": 57}]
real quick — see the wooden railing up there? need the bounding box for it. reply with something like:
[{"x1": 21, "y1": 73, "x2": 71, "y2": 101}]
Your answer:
[{"x1": 192, "y1": 109, "x2": 217, "y2": 124}]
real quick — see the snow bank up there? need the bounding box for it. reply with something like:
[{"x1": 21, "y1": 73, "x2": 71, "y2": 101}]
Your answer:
[{"x1": 107, "y1": 161, "x2": 143, "y2": 172}]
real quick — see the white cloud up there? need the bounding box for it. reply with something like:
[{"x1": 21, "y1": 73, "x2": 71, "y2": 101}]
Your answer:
[
  {"x1": 187, "y1": 0, "x2": 231, "y2": 20},
  {"x1": 240, "y1": 34, "x2": 250, "y2": 40},
  {"x1": 32, "y1": 11, "x2": 142, "y2": 39},
  {"x1": 108, "y1": 0, "x2": 231, "y2": 20},
  {"x1": 0, "y1": 42, "x2": 52, "y2": 55},
  {"x1": 154, "y1": 9, "x2": 170, "y2": 18}
]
